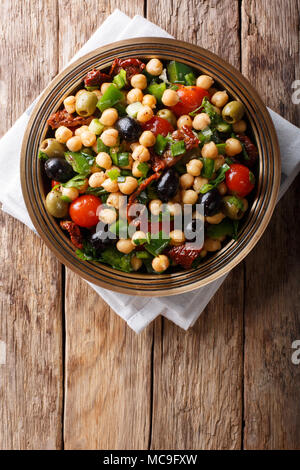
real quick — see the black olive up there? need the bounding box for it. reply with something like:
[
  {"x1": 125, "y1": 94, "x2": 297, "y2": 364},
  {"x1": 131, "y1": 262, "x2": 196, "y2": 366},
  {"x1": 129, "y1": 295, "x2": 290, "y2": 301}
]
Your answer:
[
  {"x1": 88, "y1": 226, "x2": 115, "y2": 256},
  {"x1": 184, "y1": 218, "x2": 204, "y2": 247},
  {"x1": 115, "y1": 116, "x2": 142, "y2": 142},
  {"x1": 44, "y1": 157, "x2": 75, "y2": 183},
  {"x1": 156, "y1": 168, "x2": 179, "y2": 202},
  {"x1": 198, "y1": 189, "x2": 221, "y2": 216}
]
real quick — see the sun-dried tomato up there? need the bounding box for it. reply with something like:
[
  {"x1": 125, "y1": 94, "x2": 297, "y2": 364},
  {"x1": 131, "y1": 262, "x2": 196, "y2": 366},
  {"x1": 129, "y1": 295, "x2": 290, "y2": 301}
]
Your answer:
[
  {"x1": 127, "y1": 172, "x2": 161, "y2": 223},
  {"x1": 84, "y1": 68, "x2": 111, "y2": 88},
  {"x1": 171, "y1": 125, "x2": 199, "y2": 150},
  {"x1": 168, "y1": 243, "x2": 203, "y2": 269},
  {"x1": 47, "y1": 110, "x2": 94, "y2": 129},
  {"x1": 60, "y1": 220, "x2": 83, "y2": 249},
  {"x1": 236, "y1": 134, "x2": 259, "y2": 167},
  {"x1": 110, "y1": 58, "x2": 145, "y2": 80},
  {"x1": 150, "y1": 149, "x2": 182, "y2": 173}
]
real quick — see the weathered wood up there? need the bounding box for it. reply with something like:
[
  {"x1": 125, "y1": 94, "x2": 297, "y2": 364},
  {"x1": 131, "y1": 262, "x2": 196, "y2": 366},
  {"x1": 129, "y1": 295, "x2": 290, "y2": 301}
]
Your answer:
[
  {"x1": 242, "y1": 0, "x2": 300, "y2": 450},
  {"x1": 147, "y1": 0, "x2": 244, "y2": 450},
  {"x1": 0, "y1": 0, "x2": 63, "y2": 450},
  {"x1": 60, "y1": 0, "x2": 153, "y2": 450}
]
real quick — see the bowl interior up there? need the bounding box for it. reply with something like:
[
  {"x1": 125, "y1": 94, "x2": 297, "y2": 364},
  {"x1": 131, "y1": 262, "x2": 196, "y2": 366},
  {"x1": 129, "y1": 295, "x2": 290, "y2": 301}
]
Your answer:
[{"x1": 21, "y1": 38, "x2": 280, "y2": 296}]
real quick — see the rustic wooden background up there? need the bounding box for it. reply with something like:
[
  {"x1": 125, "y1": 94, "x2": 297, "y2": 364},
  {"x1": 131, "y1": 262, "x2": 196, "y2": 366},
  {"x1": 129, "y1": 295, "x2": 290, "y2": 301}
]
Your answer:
[{"x1": 0, "y1": 0, "x2": 299, "y2": 450}]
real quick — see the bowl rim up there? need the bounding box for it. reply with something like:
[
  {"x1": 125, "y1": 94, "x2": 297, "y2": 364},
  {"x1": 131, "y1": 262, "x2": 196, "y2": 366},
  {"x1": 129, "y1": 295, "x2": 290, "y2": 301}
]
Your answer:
[{"x1": 21, "y1": 37, "x2": 281, "y2": 296}]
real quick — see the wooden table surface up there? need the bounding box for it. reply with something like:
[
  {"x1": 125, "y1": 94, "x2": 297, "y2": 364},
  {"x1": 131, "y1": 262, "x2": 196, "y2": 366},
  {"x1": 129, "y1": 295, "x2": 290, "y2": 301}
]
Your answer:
[{"x1": 0, "y1": 0, "x2": 299, "y2": 450}]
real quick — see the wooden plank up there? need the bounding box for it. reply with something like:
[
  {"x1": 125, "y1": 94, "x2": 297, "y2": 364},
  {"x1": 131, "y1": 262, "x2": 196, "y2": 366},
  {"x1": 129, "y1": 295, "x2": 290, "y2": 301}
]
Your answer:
[
  {"x1": 0, "y1": 0, "x2": 63, "y2": 450},
  {"x1": 60, "y1": 0, "x2": 154, "y2": 450},
  {"x1": 147, "y1": 0, "x2": 244, "y2": 450},
  {"x1": 242, "y1": 0, "x2": 300, "y2": 449}
]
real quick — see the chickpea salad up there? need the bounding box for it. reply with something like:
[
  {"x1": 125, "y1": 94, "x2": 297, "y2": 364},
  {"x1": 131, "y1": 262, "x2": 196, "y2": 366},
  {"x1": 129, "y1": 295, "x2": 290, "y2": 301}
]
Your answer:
[{"x1": 40, "y1": 57, "x2": 258, "y2": 274}]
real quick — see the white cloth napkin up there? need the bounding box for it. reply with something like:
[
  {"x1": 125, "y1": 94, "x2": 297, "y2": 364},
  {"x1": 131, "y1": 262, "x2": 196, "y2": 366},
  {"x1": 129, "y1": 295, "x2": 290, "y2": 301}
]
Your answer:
[{"x1": 1, "y1": 10, "x2": 300, "y2": 333}]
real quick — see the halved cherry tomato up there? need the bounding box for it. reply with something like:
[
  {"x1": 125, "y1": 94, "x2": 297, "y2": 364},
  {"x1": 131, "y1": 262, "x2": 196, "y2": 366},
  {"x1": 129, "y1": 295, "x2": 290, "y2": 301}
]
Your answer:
[
  {"x1": 69, "y1": 195, "x2": 101, "y2": 228},
  {"x1": 225, "y1": 164, "x2": 255, "y2": 197},
  {"x1": 142, "y1": 116, "x2": 174, "y2": 136},
  {"x1": 51, "y1": 180, "x2": 60, "y2": 188},
  {"x1": 170, "y1": 85, "x2": 210, "y2": 117}
]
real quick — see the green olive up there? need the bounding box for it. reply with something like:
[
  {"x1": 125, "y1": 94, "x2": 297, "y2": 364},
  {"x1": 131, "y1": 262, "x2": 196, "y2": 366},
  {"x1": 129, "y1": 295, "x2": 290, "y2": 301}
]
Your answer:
[
  {"x1": 45, "y1": 190, "x2": 69, "y2": 218},
  {"x1": 157, "y1": 109, "x2": 177, "y2": 127},
  {"x1": 40, "y1": 138, "x2": 65, "y2": 158},
  {"x1": 222, "y1": 101, "x2": 245, "y2": 124},
  {"x1": 222, "y1": 195, "x2": 246, "y2": 220},
  {"x1": 75, "y1": 91, "x2": 98, "y2": 117}
]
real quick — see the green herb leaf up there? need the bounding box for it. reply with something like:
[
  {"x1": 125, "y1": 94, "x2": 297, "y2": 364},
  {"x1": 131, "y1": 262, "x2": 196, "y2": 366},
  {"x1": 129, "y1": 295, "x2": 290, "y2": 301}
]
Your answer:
[
  {"x1": 65, "y1": 151, "x2": 94, "y2": 176},
  {"x1": 201, "y1": 97, "x2": 222, "y2": 127},
  {"x1": 38, "y1": 150, "x2": 49, "y2": 161},
  {"x1": 154, "y1": 134, "x2": 168, "y2": 155},
  {"x1": 107, "y1": 168, "x2": 120, "y2": 180},
  {"x1": 145, "y1": 230, "x2": 170, "y2": 257},
  {"x1": 100, "y1": 246, "x2": 133, "y2": 272},
  {"x1": 199, "y1": 163, "x2": 230, "y2": 194},
  {"x1": 63, "y1": 174, "x2": 87, "y2": 189}
]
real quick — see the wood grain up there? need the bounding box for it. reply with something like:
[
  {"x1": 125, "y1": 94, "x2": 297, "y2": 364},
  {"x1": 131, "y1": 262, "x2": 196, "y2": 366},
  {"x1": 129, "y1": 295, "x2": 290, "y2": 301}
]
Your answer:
[
  {"x1": 0, "y1": 0, "x2": 63, "y2": 450},
  {"x1": 147, "y1": 0, "x2": 244, "y2": 450},
  {"x1": 60, "y1": 0, "x2": 153, "y2": 450},
  {"x1": 242, "y1": 0, "x2": 300, "y2": 450}
]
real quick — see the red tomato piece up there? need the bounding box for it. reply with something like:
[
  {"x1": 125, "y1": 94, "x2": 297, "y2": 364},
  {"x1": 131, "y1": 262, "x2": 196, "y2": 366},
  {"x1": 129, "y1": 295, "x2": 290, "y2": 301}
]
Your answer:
[
  {"x1": 225, "y1": 164, "x2": 255, "y2": 197},
  {"x1": 69, "y1": 195, "x2": 101, "y2": 228},
  {"x1": 142, "y1": 116, "x2": 174, "y2": 136},
  {"x1": 51, "y1": 180, "x2": 60, "y2": 188},
  {"x1": 170, "y1": 85, "x2": 210, "y2": 117}
]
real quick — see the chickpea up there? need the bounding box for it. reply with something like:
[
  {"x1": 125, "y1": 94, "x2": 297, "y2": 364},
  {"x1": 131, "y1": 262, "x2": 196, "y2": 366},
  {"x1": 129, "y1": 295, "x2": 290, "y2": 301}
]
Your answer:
[
  {"x1": 177, "y1": 115, "x2": 193, "y2": 129},
  {"x1": 161, "y1": 89, "x2": 179, "y2": 107},
  {"x1": 201, "y1": 141, "x2": 218, "y2": 159},
  {"x1": 132, "y1": 230, "x2": 147, "y2": 245},
  {"x1": 92, "y1": 89, "x2": 102, "y2": 100},
  {"x1": 182, "y1": 189, "x2": 198, "y2": 205},
  {"x1": 75, "y1": 125, "x2": 89, "y2": 136},
  {"x1": 81, "y1": 130, "x2": 96, "y2": 147},
  {"x1": 149, "y1": 199, "x2": 162, "y2": 216},
  {"x1": 169, "y1": 230, "x2": 185, "y2": 246},
  {"x1": 166, "y1": 202, "x2": 182, "y2": 217},
  {"x1": 66, "y1": 136, "x2": 82, "y2": 152},
  {"x1": 186, "y1": 159, "x2": 203, "y2": 177},
  {"x1": 196, "y1": 75, "x2": 214, "y2": 90},
  {"x1": 55, "y1": 126, "x2": 73, "y2": 144},
  {"x1": 192, "y1": 113, "x2": 211, "y2": 130},
  {"x1": 132, "y1": 160, "x2": 149, "y2": 177},
  {"x1": 142, "y1": 94, "x2": 157, "y2": 109},
  {"x1": 61, "y1": 186, "x2": 79, "y2": 201},
  {"x1": 217, "y1": 182, "x2": 227, "y2": 195},
  {"x1": 96, "y1": 152, "x2": 112, "y2": 170},
  {"x1": 152, "y1": 254, "x2": 170, "y2": 273},
  {"x1": 132, "y1": 144, "x2": 150, "y2": 162},
  {"x1": 203, "y1": 238, "x2": 222, "y2": 252},
  {"x1": 130, "y1": 142, "x2": 140, "y2": 152},
  {"x1": 180, "y1": 173, "x2": 194, "y2": 189},
  {"x1": 233, "y1": 120, "x2": 247, "y2": 133},
  {"x1": 139, "y1": 130, "x2": 156, "y2": 147},
  {"x1": 200, "y1": 249, "x2": 207, "y2": 258},
  {"x1": 64, "y1": 95, "x2": 76, "y2": 114},
  {"x1": 118, "y1": 176, "x2": 138, "y2": 195},
  {"x1": 89, "y1": 171, "x2": 106, "y2": 188},
  {"x1": 130, "y1": 74, "x2": 147, "y2": 90},
  {"x1": 100, "y1": 108, "x2": 118, "y2": 126},
  {"x1": 99, "y1": 207, "x2": 117, "y2": 225},
  {"x1": 136, "y1": 105, "x2": 154, "y2": 123},
  {"x1": 101, "y1": 82, "x2": 114, "y2": 94},
  {"x1": 101, "y1": 128, "x2": 119, "y2": 147},
  {"x1": 127, "y1": 88, "x2": 143, "y2": 104},
  {"x1": 101, "y1": 177, "x2": 119, "y2": 193},
  {"x1": 131, "y1": 256, "x2": 143, "y2": 271},
  {"x1": 225, "y1": 138, "x2": 242, "y2": 156},
  {"x1": 116, "y1": 239, "x2": 135, "y2": 254},
  {"x1": 106, "y1": 191, "x2": 124, "y2": 210},
  {"x1": 206, "y1": 212, "x2": 225, "y2": 224},
  {"x1": 211, "y1": 91, "x2": 229, "y2": 108},
  {"x1": 193, "y1": 176, "x2": 208, "y2": 193},
  {"x1": 214, "y1": 156, "x2": 225, "y2": 171},
  {"x1": 146, "y1": 58, "x2": 163, "y2": 76}
]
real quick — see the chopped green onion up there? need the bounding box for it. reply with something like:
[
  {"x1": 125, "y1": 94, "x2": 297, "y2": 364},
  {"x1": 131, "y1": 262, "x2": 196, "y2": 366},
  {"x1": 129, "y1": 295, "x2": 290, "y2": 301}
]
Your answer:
[
  {"x1": 216, "y1": 121, "x2": 232, "y2": 133},
  {"x1": 198, "y1": 127, "x2": 213, "y2": 143},
  {"x1": 200, "y1": 158, "x2": 215, "y2": 179},
  {"x1": 137, "y1": 162, "x2": 149, "y2": 178},
  {"x1": 154, "y1": 134, "x2": 168, "y2": 155},
  {"x1": 126, "y1": 101, "x2": 143, "y2": 118},
  {"x1": 216, "y1": 143, "x2": 226, "y2": 155},
  {"x1": 118, "y1": 152, "x2": 130, "y2": 167},
  {"x1": 89, "y1": 118, "x2": 105, "y2": 135},
  {"x1": 97, "y1": 84, "x2": 123, "y2": 112},
  {"x1": 97, "y1": 138, "x2": 110, "y2": 153},
  {"x1": 184, "y1": 72, "x2": 196, "y2": 86},
  {"x1": 170, "y1": 140, "x2": 186, "y2": 157},
  {"x1": 113, "y1": 69, "x2": 127, "y2": 89}
]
